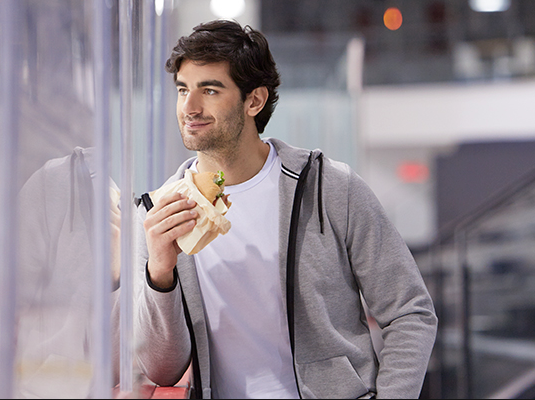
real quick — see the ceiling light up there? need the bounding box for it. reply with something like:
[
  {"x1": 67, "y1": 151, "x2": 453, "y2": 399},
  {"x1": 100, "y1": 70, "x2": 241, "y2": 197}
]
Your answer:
[
  {"x1": 469, "y1": 0, "x2": 511, "y2": 12},
  {"x1": 210, "y1": 0, "x2": 246, "y2": 20},
  {"x1": 155, "y1": 0, "x2": 165, "y2": 16}
]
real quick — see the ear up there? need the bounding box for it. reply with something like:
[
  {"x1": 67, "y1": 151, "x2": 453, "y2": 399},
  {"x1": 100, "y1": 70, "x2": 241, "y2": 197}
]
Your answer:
[{"x1": 245, "y1": 86, "x2": 269, "y2": 117}]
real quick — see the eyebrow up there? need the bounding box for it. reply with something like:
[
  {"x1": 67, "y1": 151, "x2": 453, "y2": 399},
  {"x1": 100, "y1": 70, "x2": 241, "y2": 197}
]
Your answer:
[{"x1": 175, "y1": 79, "x2": 227, "y2": 89}]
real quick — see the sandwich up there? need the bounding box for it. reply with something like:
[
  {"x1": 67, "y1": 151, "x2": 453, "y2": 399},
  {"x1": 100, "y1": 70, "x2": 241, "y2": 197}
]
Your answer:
[
  {"x1": 147, "y1": 169, "x2": 231, "y2": 255},
  {"x1": 192, "y1": 170, "x2": 231, "y2": 209}
]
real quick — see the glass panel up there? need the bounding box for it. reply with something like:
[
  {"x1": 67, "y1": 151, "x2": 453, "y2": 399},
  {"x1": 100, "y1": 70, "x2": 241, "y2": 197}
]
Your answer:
[
  {"x1": 0, "y1": 0, "x2": 22, "y2": 397},
  {"x1": 1, "y1": 0, "x2": 183, "y2": 397},
  {"x1": 8, "y1": 0, "x2": 117, "y2": 397}
]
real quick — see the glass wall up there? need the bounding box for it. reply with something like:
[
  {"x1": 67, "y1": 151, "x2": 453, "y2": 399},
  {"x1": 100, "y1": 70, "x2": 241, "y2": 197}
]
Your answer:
[
  {"x1": 0, "y1": 0, "x2": 187, "y2": 397},
  {"x1": 4, "y1": 0, "x2": 108, "y2": 397}
]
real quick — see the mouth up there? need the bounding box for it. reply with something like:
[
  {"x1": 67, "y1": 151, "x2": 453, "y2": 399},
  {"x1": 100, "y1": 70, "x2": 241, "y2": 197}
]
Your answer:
[{"x1": 183, "y1": 119, "x2": 211, "y2": 130}]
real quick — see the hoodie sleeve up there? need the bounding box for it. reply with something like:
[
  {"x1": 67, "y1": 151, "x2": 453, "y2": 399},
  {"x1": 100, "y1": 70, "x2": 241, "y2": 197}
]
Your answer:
[
  {"x1": 133, "y1": 203, "x2": 192, "y2": 387},
  {"x1": 344, "y1": 167, "x2": 438, "y2": 399}
]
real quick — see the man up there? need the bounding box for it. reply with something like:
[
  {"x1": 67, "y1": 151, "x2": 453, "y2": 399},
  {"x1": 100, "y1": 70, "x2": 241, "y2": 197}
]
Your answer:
[{"x1": 134, "y1": 19, "x2": 437, "y2": 399}]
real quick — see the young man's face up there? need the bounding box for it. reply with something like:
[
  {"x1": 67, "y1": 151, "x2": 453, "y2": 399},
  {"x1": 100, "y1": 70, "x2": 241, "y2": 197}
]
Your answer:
[{"x1": 175, "y1": 60, "x2": 246, "y2": 153}]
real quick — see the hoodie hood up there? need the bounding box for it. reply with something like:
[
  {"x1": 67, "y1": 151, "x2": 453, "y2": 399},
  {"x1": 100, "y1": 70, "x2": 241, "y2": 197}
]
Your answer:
[{"x1": 267, "y1": 137, "x2": 324, "y2": 234}]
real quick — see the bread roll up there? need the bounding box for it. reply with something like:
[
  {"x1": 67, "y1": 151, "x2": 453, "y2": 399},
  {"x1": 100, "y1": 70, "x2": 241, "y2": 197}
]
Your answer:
[{"x1": 191, "y1": 171, "x2": 224, "y2": 203}]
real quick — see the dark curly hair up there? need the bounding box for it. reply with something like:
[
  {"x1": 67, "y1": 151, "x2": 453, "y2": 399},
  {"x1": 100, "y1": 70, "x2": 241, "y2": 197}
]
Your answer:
[{"x1": 165, "y1": 20, "x2": 281, "y2": 134}]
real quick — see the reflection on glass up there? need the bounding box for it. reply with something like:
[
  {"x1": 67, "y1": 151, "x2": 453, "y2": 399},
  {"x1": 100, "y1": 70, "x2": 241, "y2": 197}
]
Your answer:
[{"x1": 15, "y1": 147, "x2": 121, "y2": 398}]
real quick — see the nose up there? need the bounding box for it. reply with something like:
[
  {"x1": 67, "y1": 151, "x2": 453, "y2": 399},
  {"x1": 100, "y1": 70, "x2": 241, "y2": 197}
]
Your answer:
[{"x1": 180, "y1": 91, "x2": 202, "y2": 116}]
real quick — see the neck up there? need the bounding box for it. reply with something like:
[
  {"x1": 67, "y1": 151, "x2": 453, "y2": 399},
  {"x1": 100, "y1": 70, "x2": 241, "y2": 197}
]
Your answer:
[{"x1": 196, "y1": 134, "x2": 270, "y2": 186}]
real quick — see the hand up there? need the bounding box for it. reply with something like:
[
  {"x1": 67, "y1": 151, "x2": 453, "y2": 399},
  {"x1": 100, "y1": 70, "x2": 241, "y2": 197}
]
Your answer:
[{"x1": 143, "y1": 192, "x2": 197, "y2": 289}]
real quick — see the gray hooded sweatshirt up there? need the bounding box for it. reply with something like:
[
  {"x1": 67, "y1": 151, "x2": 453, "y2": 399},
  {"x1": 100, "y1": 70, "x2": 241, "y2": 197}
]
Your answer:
[{"x1": 134, "y1": 138, "x2": 438, "y2": 399}]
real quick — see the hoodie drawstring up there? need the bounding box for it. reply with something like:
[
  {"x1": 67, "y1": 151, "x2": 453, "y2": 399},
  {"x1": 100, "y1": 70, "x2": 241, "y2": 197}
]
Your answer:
[
  {"x1": 317, "y1": 153, "x2": 324, "y2": 234},
  {"x1": 286, "y1": 150, "x2": 324, "y2": 398},
  {"x1": 69, "y1": 151, "x2": 76, "y2": 232}
]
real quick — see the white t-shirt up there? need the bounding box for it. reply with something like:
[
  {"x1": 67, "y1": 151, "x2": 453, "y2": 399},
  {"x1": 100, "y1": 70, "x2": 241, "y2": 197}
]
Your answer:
[{"x1": 191, "y1": 142, "x2": 299, "y2": 399}]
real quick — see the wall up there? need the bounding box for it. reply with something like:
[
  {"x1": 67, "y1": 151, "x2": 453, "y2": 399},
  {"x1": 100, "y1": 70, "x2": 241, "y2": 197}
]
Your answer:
[
  {"x1": 360, "y1": 79, "x2": 535, "y2": 247},
  {"x1": 361, "y1": 78, "x2": 535, "y2": 148}
]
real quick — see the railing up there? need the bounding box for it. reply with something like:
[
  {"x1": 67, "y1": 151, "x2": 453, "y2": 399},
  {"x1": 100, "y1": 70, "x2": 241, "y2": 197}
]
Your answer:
[{"x1": 418, "y1": 166, "x2": 535, "y2": 399}]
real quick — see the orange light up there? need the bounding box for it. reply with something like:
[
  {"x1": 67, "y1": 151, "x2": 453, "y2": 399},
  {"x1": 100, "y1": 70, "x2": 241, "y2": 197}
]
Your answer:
[
  {"x1": 397, "y1": 162, "x2": 429, "y2": 183},
  {"x1": 383, "y1": 7, "x2": 403, "y2": 31}
]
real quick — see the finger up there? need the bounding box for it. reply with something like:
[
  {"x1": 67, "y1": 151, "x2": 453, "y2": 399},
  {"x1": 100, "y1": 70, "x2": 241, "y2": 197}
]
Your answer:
[
  {"x1": 145, "y1": 203, "x2": 198, "y2": 240},
  {"x1": 152, "y1": 198, "x2": 197, "y2": 222},
  {"x1": 156, "y1": 208, "x2": 198, "y2": 235},
  {"x1": 150, "y1": 191, "x2": 185, "y2": 213},
  {"x1": 146, "y1": 214, "x2": 196, "y2": 258},
  {"x1": 144, "y1": 195, "x2": 193, "y2": 227},
  {"x1": 163, "y1": 217, "x2": 197, "y2": 243},
  {"x1": 110, "y1": 204, "x2": 121, "y2": 227}
]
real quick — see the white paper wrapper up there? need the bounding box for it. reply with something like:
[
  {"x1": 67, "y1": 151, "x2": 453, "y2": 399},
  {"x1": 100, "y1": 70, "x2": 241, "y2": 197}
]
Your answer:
[{"x1": 149, "y1": 169, "x2": 231, "y2": 255}]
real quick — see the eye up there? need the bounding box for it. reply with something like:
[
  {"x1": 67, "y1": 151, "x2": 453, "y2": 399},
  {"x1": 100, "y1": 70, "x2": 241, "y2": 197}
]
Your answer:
[
  {"x1": 205, "y1": 88, "x2": 217, "y2": 95},
  {"x1": 177, "y1": 87, "x2": 188, "y2": 96}
]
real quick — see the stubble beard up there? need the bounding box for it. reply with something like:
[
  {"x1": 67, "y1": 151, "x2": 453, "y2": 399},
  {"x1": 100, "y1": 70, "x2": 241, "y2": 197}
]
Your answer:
[{"x1": 180, "y1": 100, "x2": 246, "y2": 162}]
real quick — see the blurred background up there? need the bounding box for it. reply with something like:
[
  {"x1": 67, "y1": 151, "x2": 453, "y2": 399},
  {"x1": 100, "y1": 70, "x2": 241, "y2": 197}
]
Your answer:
[{"x1": 1, "y1": 0, "x2": 534, "y2": 398}]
